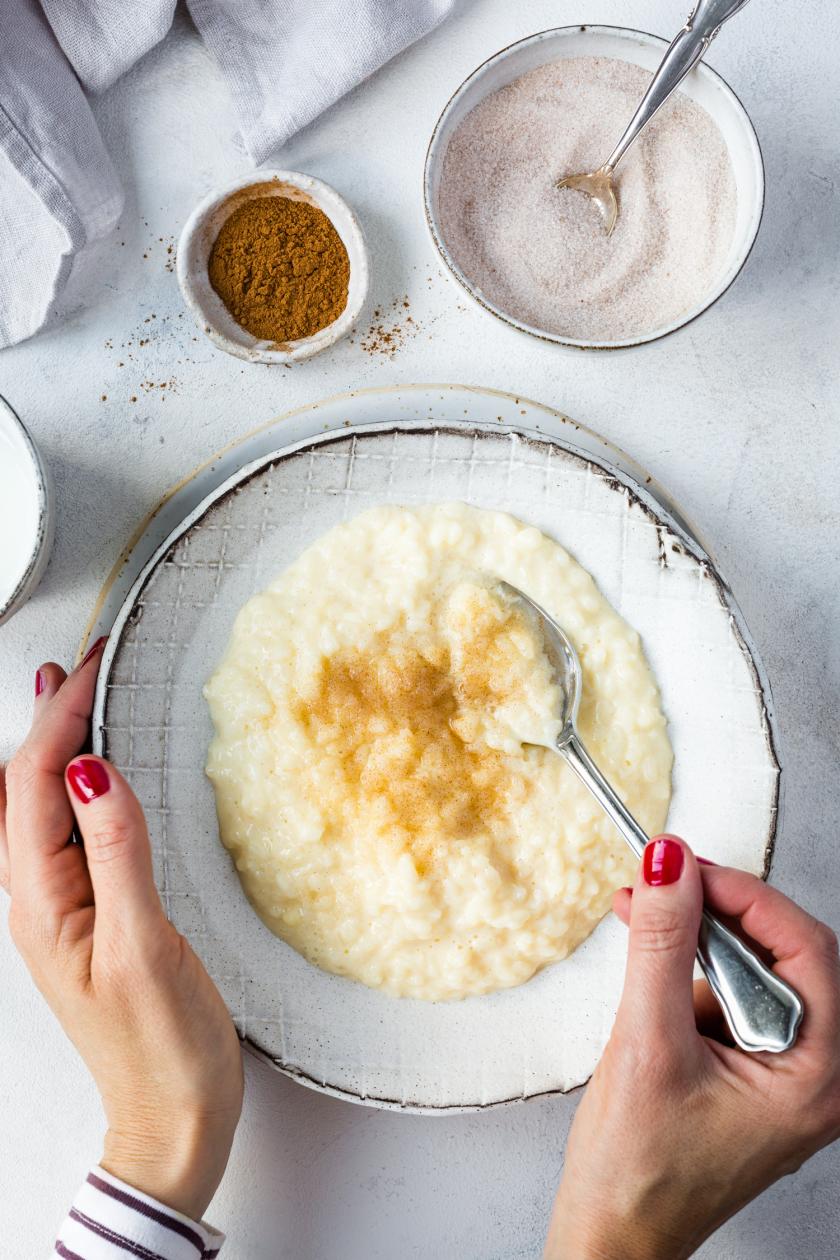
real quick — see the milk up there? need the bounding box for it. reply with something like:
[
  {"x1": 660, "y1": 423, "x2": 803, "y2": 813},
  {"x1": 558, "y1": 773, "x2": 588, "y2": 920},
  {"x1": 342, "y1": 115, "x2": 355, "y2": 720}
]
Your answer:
[{"x1": 0, "y1": 418, "x2": 41, "y2": 607}]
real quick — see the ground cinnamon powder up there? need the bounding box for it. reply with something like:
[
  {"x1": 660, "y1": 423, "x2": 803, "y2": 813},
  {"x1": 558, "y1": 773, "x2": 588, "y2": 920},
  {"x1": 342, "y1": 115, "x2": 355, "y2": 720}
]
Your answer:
[{"x1": 208, "y1": 195, "x2": 350, "y2": 343}]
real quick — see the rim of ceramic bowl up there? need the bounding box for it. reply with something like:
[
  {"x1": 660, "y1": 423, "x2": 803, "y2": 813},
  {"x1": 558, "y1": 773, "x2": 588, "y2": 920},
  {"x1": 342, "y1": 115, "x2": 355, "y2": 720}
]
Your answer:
[
  {"x1": 423, "y1": 24, "x2": 766, "y2": 351},
  {"x1": 0, "y1": 394, "x2": 53, "y2": 625},
  {"x1": 177, "y1": 170, "x2": 370, "y2": 364}
]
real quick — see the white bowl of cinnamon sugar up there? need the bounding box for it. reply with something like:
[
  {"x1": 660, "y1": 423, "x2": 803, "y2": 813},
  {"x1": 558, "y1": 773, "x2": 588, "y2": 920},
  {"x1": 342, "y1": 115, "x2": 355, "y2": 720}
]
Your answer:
[
  {"x1": 177, "y1": 170, "x2": 369, "y2": 363},
  {"x1": 425, "y1": 25, "x2": 764, "y2": 350}
]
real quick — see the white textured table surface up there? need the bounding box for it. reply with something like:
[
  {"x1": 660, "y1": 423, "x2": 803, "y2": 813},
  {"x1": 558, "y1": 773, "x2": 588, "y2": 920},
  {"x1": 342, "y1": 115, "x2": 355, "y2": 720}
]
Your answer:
[{"x1": 1, "y1": 2, "x2": 838, "y2": 1257}]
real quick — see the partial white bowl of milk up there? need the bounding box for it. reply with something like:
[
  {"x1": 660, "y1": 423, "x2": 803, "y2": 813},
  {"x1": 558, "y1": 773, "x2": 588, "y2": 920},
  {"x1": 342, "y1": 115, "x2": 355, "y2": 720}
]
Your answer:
[{"x1": 0, "y1": 395, "x2": 54, "y2": 626}]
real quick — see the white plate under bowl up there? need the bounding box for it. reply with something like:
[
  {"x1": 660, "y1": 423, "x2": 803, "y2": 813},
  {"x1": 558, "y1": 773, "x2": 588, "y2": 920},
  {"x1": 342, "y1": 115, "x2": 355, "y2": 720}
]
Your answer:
[
  {"x1": 91, "y1": 398, "x2": 779, "y2": 1113},
  {"x1": 177, "y1": 170, "x2": 369, "y2": 364},
  {"x1": 424, "y1": 25, "x2": 765, "y2": 350}
]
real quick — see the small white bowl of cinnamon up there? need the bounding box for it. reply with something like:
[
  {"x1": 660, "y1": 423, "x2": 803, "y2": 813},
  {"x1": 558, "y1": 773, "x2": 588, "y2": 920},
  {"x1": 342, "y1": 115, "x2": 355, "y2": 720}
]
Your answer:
[{"x1": 177, "y1": 170, "x2": 369, "y2": 364}]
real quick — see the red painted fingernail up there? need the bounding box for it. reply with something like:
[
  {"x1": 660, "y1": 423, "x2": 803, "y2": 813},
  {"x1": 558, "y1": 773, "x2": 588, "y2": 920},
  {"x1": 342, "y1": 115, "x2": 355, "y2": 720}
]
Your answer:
[
  {"x1": 697, "y1": 857, "x2": 718, "y2": 867},
  {"x1": 620, "y1": 886, "x2": 633, "y2": 895},
  {"x1": 643, "y1": 837, "x2": 684, "y2": 887},
  {"x1": 81, "y1": 636, "x2": 107, "y2": 668},
  {"x1": 35, "y1": 668, "x2": 46, "y2": 697},
  {"x1": 67, "y1": 758, "x2": 111, "y2": 804}
]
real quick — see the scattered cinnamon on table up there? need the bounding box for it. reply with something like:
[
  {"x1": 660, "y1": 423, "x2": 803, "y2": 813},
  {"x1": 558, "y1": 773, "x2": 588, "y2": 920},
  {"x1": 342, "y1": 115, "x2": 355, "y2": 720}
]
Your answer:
[
  {"x1": 208, "y1": 195, "x2": 349, "y2": 343},
  {"x1": 358, "y1": 295, "x2": 420, "y2": 357}
]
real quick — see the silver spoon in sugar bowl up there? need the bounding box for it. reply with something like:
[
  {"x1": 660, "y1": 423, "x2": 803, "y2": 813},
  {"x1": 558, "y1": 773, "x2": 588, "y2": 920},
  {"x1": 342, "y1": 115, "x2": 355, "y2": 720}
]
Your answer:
[
  {"x1": 557, "y1": 0, "x2": 752, "y2": 235},
  {"x1": 498, "y1": 581, "x2": 803, "y2": 1054}
]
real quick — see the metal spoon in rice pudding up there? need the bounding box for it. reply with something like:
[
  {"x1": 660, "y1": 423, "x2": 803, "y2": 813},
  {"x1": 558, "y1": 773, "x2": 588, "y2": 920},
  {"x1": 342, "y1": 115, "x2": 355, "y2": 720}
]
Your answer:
[
  {"x1": 498, "y1": 581, "x2": 803, "y2": 1054},
  {"x1": 556, "y1": 0, "x2": 752, "y2": 235}
]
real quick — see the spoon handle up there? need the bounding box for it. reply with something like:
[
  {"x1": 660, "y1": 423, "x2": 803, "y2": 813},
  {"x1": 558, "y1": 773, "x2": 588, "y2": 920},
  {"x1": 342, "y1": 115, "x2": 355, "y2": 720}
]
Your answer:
[
  {"x1": 605, "y1": 0, "x2": 752, "y2": 172},
  {"x1": 562, "y1": 733, "x2": 648, "y2": 858},
  {"x1": 560, "y1": 732, "x2": 803, "y2": 1054},
  {"x1": 697, "y1": 911, "x2": 803, "y2": 1053}
]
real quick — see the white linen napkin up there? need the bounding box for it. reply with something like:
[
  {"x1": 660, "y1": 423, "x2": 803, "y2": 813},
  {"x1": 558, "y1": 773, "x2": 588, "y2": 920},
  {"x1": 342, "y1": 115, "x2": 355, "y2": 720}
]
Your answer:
[
  {"x1": 0, "y1": 0, "x2": 124, "y2": 349},
  {"x1": 0, "y1": 0, "x2": 456, "y2": 349}
]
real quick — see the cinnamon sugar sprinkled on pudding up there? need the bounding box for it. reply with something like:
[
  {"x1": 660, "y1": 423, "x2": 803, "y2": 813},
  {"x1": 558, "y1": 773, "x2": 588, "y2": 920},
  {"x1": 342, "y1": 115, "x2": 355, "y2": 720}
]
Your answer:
[{"x1": 205, "y1": 504, "x2": 672, "y2": 1000}]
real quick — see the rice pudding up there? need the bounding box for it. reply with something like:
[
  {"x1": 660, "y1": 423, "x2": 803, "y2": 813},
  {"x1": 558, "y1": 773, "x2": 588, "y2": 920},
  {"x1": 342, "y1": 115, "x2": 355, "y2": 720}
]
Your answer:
[{"x1": 205, "y1": 503, "x2": 672, "y2": 1000}]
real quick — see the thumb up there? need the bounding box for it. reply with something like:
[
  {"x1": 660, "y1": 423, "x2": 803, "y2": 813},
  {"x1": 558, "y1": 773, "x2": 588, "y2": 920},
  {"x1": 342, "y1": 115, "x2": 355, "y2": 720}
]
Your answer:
[
  {"x1": 616, "y1": 835, "x2": 704, "y2": 1044},
  {"x1": 65, "y1": 756, "x2": 164, "y2": 941}
]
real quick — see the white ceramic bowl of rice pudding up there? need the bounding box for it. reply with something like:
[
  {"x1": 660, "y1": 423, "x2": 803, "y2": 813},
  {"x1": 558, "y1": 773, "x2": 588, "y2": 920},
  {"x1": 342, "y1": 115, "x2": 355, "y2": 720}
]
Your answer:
[
  {"x1": 424, "y1": 25, "x2": 764, "y2": 349},
  {"x1": 93, "y1": 413, "x2": 780, "y2": 1108}
]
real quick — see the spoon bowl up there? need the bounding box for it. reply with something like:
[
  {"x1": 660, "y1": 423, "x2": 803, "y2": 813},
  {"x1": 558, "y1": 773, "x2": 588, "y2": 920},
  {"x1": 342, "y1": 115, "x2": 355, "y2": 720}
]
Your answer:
[
  {"x1": 556, "y1": 168, "x2": 618, "y2": 235},
  {"x1": 497, "y1": 580, "x2": 582, "y2": 743}
]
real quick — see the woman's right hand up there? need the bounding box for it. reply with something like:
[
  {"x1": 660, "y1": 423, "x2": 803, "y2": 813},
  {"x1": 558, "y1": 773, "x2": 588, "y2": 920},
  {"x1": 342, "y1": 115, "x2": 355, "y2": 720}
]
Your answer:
[
  {"x1": 1, "y1": 645, "x2": 244, "y2": 1222},
  {"x1": 546, "y1": 835, "x2": 840, "y2": 1260}
]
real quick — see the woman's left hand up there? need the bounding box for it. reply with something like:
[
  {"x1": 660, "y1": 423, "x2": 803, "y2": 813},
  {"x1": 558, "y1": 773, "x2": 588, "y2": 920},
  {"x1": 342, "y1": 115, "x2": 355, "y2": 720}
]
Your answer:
[{"x1": 1, "y1": 644, "x2": 244, "y2": 1221}]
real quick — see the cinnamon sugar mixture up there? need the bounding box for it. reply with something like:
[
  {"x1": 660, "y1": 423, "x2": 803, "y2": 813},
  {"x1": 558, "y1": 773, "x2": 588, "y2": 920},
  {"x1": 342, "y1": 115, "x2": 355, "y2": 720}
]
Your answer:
[{"x1": 437, "y1": 56, "x2": 737, "y2": 342}]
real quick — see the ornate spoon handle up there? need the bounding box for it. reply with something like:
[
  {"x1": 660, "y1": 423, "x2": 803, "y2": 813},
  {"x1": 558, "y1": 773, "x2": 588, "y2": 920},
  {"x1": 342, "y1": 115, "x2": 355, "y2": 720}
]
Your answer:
[{"x1": 560, "y1": 732, "x2": 803, "y2": 1054}]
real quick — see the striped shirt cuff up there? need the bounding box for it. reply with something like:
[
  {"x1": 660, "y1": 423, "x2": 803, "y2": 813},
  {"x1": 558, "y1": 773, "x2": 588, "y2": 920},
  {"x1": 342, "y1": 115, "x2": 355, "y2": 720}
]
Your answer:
[{"x1": 52, "y1": 1167, "x2": 224, "y2": 1259}]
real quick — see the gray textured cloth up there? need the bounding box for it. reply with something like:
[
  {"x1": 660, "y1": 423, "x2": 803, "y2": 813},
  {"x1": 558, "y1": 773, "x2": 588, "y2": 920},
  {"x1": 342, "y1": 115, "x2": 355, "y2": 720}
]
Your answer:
[
  {"x1": 0, "y1": 0, "x2": 123, "y2": 348},
  {"x1": 0, "y1": 0, "x2": 455, "y2": 348}
]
